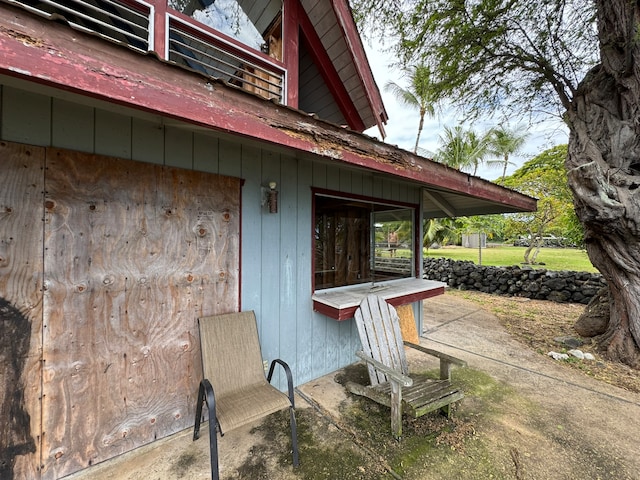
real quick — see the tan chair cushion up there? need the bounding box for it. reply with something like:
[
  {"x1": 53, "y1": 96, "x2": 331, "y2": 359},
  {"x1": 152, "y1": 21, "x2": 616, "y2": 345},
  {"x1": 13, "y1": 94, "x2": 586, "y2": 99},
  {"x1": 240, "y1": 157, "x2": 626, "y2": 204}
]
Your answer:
[{"x1": 198, "y1": 311, "x2": 290, "y2": 433}]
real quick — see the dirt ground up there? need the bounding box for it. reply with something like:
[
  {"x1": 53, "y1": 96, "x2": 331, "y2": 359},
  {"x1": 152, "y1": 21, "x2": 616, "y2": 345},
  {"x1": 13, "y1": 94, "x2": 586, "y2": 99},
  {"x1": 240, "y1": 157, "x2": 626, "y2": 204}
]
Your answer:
[
  {"x1": 67, "y1": 291, "x2": 640, "y2": 480},
  {"x1": 450, "y1": 289, "x2": 640, "y2": 394}
]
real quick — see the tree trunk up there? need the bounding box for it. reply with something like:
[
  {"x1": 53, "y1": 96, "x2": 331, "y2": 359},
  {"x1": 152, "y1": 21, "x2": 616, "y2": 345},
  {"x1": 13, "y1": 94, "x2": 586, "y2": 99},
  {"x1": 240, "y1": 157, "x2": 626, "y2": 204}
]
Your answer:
[
  {"x1": 529, "y1": 244, "x2": 541, "y2": 264},
  {"x1": 501, "y1": 154, "x2": 508, "y2": 183},
  {"x1": 565, "y1": 0, "x2": 640, "y2": 367},
  {"x1": 414, "y1": 109, "x2": 425, "y2": 154},
  {"x1": 523, "y1": 238, "x2": 542, "y2": 265}
]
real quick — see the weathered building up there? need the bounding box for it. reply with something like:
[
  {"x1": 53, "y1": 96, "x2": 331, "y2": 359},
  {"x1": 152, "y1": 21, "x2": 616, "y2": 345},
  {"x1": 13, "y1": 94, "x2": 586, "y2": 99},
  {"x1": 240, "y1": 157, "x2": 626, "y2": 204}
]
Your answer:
[{"x1": 0, "y1": 0, "x2": 536, "y2": 478}]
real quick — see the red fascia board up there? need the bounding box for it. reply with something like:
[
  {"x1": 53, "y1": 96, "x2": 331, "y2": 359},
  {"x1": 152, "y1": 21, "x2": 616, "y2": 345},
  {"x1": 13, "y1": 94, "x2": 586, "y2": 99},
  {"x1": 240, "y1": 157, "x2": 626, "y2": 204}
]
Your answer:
[
  {"x1": 283, "y1": 0, "x2": 299, "y2": 108},
  {"x1": 0, "y1": 8, "x2": 536, "y2": 213},
  {"x1": 152, "y1": 2, "x2": 167, "y2": 60},
  {"x1": 330, "y1": 0, "x2": 388, "y2": 132},
  {"x1": 296, "y1": 3, "x2": 366, "y2": 131}
]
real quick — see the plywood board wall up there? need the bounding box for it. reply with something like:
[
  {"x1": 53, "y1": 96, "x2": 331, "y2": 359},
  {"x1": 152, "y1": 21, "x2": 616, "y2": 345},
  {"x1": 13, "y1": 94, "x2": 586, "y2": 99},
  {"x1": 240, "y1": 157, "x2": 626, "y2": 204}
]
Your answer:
[
  {"x1": 0, "y1": 141, "x2": 44, "y2": 480},
  {"x1": 0, "y1": 141, "x2": 241, "y2": 479}
]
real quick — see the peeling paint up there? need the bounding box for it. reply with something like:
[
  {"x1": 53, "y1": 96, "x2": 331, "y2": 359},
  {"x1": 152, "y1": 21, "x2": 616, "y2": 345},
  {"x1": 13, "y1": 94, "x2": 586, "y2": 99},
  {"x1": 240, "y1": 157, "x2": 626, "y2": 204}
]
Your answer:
[
  {"x1": 0, "y1": 26, "x2": 45, "y2": 47},
  {"x1": 8, "y1": 66, "x2": 31, "y2": 76}
]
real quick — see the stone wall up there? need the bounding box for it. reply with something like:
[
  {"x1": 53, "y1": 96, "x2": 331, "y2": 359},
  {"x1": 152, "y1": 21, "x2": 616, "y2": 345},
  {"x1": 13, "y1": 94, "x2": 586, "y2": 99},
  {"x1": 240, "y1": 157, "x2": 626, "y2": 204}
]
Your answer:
[{"x1": 423, "y1": 257, "x2": 606, "y2": 304}]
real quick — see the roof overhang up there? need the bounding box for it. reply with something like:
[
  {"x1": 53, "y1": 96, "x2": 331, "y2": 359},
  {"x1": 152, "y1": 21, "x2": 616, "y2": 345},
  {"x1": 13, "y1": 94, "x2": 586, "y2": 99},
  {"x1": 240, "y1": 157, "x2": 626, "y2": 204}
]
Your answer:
[
  {"x1": 299, "y1": 0, "x2": 388, "y2": 136},
  {"x1": 0, "y1": 5, "x2": 536, "y2": 217}
]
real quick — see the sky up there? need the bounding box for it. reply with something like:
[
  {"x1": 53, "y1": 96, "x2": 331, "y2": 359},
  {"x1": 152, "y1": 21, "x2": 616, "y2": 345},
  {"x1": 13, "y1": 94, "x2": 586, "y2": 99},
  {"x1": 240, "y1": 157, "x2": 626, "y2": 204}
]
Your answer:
[{"x1": 361, "y1": 42, "x2": 570, "y2": 182}]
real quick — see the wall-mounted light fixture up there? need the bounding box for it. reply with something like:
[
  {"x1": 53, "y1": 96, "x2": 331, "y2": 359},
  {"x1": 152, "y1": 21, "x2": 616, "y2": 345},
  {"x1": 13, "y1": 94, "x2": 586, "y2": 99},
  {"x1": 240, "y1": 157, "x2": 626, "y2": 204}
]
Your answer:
[{"x1": 263, "y1": 181, "x2": 278, "y2": 213}]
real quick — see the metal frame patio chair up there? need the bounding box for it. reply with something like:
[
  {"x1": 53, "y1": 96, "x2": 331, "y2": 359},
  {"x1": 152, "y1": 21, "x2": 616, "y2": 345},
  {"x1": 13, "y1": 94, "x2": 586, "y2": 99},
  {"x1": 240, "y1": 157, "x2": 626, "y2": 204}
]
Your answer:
[{"x1": 193, "y1": 311, "x2": 299, "y2": 480}]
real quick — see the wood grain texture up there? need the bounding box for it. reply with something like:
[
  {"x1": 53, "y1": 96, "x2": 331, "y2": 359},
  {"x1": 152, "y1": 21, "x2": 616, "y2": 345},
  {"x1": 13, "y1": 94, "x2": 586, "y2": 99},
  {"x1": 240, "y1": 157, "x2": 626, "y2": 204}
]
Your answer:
[
  {"x1": 0, "y1": 141, "x2": 44, "y2": 480},
  {"x1": 40, "y1": 148, "x2": 240, "y2": 479}
]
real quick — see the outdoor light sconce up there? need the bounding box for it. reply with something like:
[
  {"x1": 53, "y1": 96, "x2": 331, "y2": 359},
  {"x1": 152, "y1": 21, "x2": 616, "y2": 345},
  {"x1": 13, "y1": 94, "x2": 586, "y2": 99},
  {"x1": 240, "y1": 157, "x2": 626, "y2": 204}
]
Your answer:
[{"x1": 262, "y1": 181, "x2": 278, "y2": 213}]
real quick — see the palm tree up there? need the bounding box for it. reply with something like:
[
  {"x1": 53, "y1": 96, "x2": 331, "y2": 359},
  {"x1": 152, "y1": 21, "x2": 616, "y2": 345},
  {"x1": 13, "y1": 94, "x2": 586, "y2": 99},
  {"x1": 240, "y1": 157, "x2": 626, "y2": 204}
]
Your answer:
[
  {"x1": 435, "y1": 126, "x2": 490, "y2": 175},
  {"x1": 423, "y1": 217, "x2": 461, "y2": 251},
  {"x1": 384, "y1": 63, "x2": 436, "y2": 154},
  {"x1": 487, "y1": 125, "x2": 529, "y2": 183},
  {"x1": 434, "y1": 125, "x2": 466, "y2": 169},
  {"x1": 464, "y1": 129, "x2": 491, "y2": 176}
]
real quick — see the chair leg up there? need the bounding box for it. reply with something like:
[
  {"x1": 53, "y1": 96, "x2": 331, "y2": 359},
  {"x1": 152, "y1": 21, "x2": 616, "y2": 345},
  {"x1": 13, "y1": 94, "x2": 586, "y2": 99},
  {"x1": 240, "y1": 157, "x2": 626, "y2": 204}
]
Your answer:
[
  {"x1": 193, "y1": 380, "x2": 220, "y2": 480},
  {"x1": 193, "y1": 382, "x2": 205, "y2": 441},
  {"x1": 390, "y1": 382, "x2": 403, "y2": 440},
  {"x1": 289, "y1": 406, "x2": 299, "y2": 467},
  {"x1": 268, "y1": 359, "x2": 300, "y2": 467}
]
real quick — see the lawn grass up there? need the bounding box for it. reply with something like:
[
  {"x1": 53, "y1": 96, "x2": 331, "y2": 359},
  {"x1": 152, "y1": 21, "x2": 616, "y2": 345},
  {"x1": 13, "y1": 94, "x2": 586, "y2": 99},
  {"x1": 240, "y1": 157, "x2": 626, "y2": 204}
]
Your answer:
[{"x1": 425, "y1": 245, "x2": 597, "y2": 273}]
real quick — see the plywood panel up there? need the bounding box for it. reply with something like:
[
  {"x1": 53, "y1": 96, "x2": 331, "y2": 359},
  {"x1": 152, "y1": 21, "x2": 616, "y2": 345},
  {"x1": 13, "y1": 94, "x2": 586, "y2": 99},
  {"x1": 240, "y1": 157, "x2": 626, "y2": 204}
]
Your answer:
[
  {"x1": 40, "y1": 148, "x2": 240, "y2": 479},
  {"x1": 0, "y1": 141, "x2": 44, "y2": 480}
]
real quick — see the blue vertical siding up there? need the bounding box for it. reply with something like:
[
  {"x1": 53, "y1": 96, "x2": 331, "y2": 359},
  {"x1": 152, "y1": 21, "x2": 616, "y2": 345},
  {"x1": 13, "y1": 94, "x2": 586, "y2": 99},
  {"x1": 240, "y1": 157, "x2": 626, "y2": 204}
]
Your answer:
[
  {"x1": 257, "y1": 150, "x2": 281, "y2": 374},
  {"x1": 132, "y1": 118, "x2": 165, "y2": 164},
  {"x1": 238, "y1": 144, "x2": 262, "y2": 313},
  {"x1": 1, "y1": 86, "x2": 51, "y2": 145},
  {"x1": 164, "y1": 127, "x2": 193, "y2": 169},
  {"x1": 294, "y1": 160, "x2": 313, "y2": 385},
  {"x1": 51, "y1": 98, "x2": 94, "y2": 152},
  {"x1": 0, "y1": 83, "x2": 426, "y2": 387},
  {"x1": 193, "y1": 133, "x2": 219, "y2": 173},
  {"x1": 95, "y1": 109, "x2": 132, "y2": 159}
]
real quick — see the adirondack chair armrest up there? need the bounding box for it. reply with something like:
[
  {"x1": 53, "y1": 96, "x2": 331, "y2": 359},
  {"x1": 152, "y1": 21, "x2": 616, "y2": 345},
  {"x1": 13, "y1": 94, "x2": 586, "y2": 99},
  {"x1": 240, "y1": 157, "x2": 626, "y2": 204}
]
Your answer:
[
  {"x1": 404, "y1": 341, "x2": 467, "y2": 380},
  {"x1": 355, "y1": 350, "x2": 413, "y2": 387}
]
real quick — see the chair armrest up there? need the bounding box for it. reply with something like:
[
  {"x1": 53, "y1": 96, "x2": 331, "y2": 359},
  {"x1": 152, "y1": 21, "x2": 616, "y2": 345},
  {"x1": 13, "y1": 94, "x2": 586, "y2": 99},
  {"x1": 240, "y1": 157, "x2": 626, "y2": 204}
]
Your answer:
[
  {"x1": 404, "y1": 341, "x2": 466, "y2": 381},
  {"x1": 404, "y1": 341, "x2": 467, "y2": 367},
  {"x1": 193, "y1": 379, "x2": 216, "y2": 440},
  {"x1": 267, "y1": 359, "x2": 296, "y2": 409},
  {"x1": 355, "y1": 350, "x2": 413, "y2": 387}
]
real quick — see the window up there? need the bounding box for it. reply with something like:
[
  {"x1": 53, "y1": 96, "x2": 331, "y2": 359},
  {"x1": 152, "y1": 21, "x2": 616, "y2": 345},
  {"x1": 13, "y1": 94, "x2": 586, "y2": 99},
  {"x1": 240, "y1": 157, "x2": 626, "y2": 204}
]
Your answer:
[
  {"x1": 168, "y1": 0, "x2": 265, "y2": 50},
  {"x1": 167, "y1": 0, "x2": 284, "y2": 101},
  {"x1": 314, "y1": 192, "x2": 416, "y2": 290}
]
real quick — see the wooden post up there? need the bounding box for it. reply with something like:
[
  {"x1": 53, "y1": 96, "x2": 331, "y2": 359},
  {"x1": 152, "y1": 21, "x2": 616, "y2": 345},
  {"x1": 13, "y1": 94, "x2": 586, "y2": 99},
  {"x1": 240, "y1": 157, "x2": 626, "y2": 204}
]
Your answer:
[{"x1": 390, "y1": 381, "x2": 403, "y2": 440}]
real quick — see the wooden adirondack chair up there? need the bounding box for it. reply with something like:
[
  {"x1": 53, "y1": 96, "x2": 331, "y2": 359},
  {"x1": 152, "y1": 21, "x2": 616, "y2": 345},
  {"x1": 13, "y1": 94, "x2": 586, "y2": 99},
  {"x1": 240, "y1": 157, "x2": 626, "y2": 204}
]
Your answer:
[
  {"x1": 346, "y1": 294, "x2": 467, "y2": 439},
  {"x1": 193, "y1": 311, "x2": 299, "y2": 480}
]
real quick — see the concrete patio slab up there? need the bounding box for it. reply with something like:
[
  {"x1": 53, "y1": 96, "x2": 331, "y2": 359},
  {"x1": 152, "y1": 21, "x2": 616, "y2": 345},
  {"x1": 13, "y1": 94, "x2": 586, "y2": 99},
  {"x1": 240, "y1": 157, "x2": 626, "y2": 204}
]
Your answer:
[{"x1": 64, "y1": 293, "x2": 640, "y2": 479}]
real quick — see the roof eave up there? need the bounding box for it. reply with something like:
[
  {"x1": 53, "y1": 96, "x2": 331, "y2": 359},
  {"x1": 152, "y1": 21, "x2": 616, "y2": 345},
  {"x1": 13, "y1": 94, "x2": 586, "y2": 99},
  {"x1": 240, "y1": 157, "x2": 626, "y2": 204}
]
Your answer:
[
  {"x1": 0, "y1": 6, "x2": 534, "y2": 215},
  {"x1": 329, "y1": 0, "x2": 388, "y2": 136}
]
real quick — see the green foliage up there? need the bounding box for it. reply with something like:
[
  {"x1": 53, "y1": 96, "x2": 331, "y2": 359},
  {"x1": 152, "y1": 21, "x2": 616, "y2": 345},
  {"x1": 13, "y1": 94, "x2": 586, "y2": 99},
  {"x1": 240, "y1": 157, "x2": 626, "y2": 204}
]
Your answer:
[
  {"x1": 435, "y1": 125, "x2": 491, "y2": 175},
  {"x1": 426, "y1": 245, "x2": 596, "y2": 272},
  {"x1": 459, "y1": 214, "x2": 505, "y2": 240},
  {"x1": 351, "y1": 0, "x2": 598, "y2": 118},
  {"x1": 423, "y1": 217, "x2": 464, "y2": 249},
  {"x1": 486, "y1": 124, "x2": 529, "y2": 183},
  {"x1": 435, "y1": 123, "x2": 529, "y2": 181},
  {"x1": 499, "y1": 144, "x2": 584, "y2": 248},
  {"x1": 384, "y1": 62, "x2": 437, "y2": 153}
]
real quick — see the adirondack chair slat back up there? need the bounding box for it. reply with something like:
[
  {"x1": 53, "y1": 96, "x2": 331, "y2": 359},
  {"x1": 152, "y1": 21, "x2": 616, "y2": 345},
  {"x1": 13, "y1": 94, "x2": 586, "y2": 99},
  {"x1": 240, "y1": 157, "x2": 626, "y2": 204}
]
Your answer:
[
  {"x1": 354, "y1": 295, "x2": 409, "y2": 386},
  {"x1": 198, "y1": 311, "x2": 267, "y2": 397}
]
